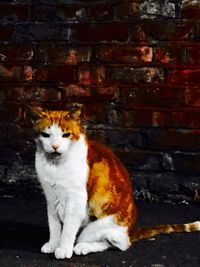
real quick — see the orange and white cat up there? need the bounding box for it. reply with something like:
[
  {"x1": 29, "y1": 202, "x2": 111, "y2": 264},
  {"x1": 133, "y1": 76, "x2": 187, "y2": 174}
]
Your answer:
[{"x1": 32, "y1": 106, "x2": 200, "y2": 259}]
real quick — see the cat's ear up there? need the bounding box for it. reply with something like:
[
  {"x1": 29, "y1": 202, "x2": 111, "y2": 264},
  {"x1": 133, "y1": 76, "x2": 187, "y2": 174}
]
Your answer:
[
  {"x1": 27, "y1": 105, "x2": 45, "y2": 123},
  {"x1": 68, "y1": 104, "x2": 84, "y2": 121}
]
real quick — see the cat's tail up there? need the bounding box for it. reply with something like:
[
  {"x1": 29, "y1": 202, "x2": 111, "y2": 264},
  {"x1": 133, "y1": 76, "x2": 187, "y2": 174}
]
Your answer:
[{"x1": 131, "y1": 221, "x2": 200, "y2": 242}]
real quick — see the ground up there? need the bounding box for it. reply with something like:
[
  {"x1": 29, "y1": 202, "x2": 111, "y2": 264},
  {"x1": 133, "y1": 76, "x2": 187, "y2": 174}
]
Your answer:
[{"x1": 0, "y1": 187, "x2": 200, "y2": 267}]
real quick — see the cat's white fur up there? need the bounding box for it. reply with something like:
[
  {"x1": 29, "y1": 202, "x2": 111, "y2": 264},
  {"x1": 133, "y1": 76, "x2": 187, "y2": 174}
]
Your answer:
[{"x1": 35, "y1": 124, "x2": 129, "y2": 259}]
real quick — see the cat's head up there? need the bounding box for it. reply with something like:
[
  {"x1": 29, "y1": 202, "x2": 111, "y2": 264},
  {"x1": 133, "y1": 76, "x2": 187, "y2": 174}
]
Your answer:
[{"x1": 30, "y1": 106, "x2": 84, "y2": 156}]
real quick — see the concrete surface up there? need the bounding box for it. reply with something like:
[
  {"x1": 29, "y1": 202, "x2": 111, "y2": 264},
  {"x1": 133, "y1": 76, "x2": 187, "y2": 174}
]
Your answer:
[{"x1": 0, "y1": 188, "x2": 200, "y2": 267}]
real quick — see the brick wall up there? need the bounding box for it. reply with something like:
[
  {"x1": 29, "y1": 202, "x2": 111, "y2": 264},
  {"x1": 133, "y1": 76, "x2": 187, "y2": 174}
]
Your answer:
[{"x1": 0, "y1": 0, "x2": 200, "y2": 203}]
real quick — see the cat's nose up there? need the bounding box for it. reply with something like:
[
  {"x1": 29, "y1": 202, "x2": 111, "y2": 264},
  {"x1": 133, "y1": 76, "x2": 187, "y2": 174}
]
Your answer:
[{"x1": 52, "y1": 144, "x2": 60, "y2": 151}]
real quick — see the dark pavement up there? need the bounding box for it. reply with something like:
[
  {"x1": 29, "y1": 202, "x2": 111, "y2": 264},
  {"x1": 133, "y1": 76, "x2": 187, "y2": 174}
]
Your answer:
[{"x1": 0, "y1": 188, "x2": 200, "y2": 267}]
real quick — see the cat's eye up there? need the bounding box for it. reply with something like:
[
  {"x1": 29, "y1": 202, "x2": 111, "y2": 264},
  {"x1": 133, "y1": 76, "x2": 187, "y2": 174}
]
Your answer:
[
  {"x1": 62, "y1": 133, "x2": 71, "y2": 138},
  {"x1": 41, "y1": 132, "x2": 50, "y2": 138}
]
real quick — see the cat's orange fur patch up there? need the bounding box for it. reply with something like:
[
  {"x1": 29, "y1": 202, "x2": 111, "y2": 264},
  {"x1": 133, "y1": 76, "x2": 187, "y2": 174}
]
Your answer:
[
  {"x1": 87, "y1": 141, "x2": 137, "y2": 236},
  {"x1": 34, "y1": 110, "x2": 82, "y2": 140}
]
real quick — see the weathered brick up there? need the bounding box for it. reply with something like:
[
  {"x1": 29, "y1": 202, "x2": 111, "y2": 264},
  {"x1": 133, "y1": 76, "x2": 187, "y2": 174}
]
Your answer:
[
  {"x1": 183, "y1": 46, "x2": 200, "y2": 64},
  {"x1": 116, "y1": 1, "x2": 141, "y2": 18},
  {"x1": 0, "y1": 44, "x2": 34, "y2": 62},
  {"x1": 130, "y1": 20, "x2": 196, "y2": 41},
  {"x1": 38, "y1": 44, "x2": 91, "y2": 65},
  {"x1": 162, "y1": 151, "x2": 200, "y2": 173},
  {"x1": 108, "y1": 109, "x2": 166, "y2": 128},
  {"x1": 116, "y1": 150, "x2": 162, "y2": 171},
  {"x1": 35, "y1": 66, "x2": 76, "y2": 82},
  {"x1": 139, "y1": 0, "x2": 176, "y2": 18},
  {"x1": 121, "y1": 85, "x2": 183, "y2": 109},
  {"x1": 75, "y1": 22, "x2": 128, "y2": 42},
  {"x1": 110, "y1": 67, "x2": 164, "y2": 84},
  {"x1": 0, "y1": 25, "x2": 14, "y2": 40},
  {"x1": 166, "y1": 109, "x2": 200, "y2": 128},
  {"x1": 78, "y1": 64, "x2": 105, "y2": 86},
  {"x1": 31, "y1": 4, "x2": 86, "y2": 21},
  {"x1": 0, "y1": 65, "x2": 23, "y2": 81},
  {"x1": 61, "y1": 84, "x2": 119, "y2": 102},
  {"x1": 167, "y1": 69, "x2": 200, "y2": 86},
  {"x1": 0, "y1": 4, "x2": 29, "y2": 22},
  {"x1": 14, "y1": 22, "x2": 71, "y2": 42},
  {"x1": 87, "y1": 3, "x2": 114, "y2": 21},
  {"x1": 97, "y1": 45, "x2": 153, "y2": 63},
  {"x1": 181, "y1": 1, "x2": 200, "y2": 19},
  {"x1": 142, "y1": 128, "x2": 200, "y2": 152},
  {"x1": 154, "y1": 46, "x2": 182, "y2": 64},
  {"x1": 184, "y1": 87, "x2": 200, "y2": 106},
  {"x1": 0, "y1": 103, "x2": 22, "y2": 122}
]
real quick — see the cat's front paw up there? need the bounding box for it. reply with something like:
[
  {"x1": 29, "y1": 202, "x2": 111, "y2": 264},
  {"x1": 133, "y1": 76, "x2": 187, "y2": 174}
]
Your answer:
[
  {"x1": 55, "y1": 247, "x2": 73, "y2": 259},
  {"x1": 41, "y1": 242, "x2": 57, "y2": 253}
]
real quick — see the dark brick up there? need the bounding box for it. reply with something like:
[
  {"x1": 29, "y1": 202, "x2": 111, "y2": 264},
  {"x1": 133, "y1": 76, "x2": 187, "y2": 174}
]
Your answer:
[
  {"x1": 38, "y1": 44, "x2": 91, "y2": 65},
  {"x1": 116, "y1": 1, "x2": 141, "y2": 18},
  {"x1": 0, "y1": 44, "x2": 34, "y2": 62},
  {"x1": 87, "y1": 4, "x2": 114, "y2": 21},
  {"x1": 142, "y1": 128, "x2": 200, "y2": 152},
  {"x1": 116, "y1": 150, "x2": 162, "y2": 171},
  {"x1": 0, "y1": 4, "x2": 29, "y2": 22},
  {"x1": 147, "y1": 173, "x2": 179, "y2": 193},
  {"x1": 0, "y1": 25, "x2": 14, "y2": 40},
  {"x1": 121, "y1": 85, "x2": 183, "y2": 109},
  {"x1": 130, "y1": 20, "x2": 196, "y2": 41},
  {"x1": 162, "y1": 151, "x2": 200, "y2": 173},
  {"x1": 14, "y1": 22, "x2": 71, "y2": 42},
  {"x1": 97, "y1": 45, "x2": 153, "y2": 63},
  {"x1": 35, "y1": 66, "x2": 76, "y2": 82},
  {"x1": 0, "y1": 103, "x2": 22, "y2": 122},
  {"x1": 166, "y1": 109, "x2": 200, "y2": 128},
  {"x1": 110, "y1": 67, "x2": 164, "y2": 84},
  {"x1": 75, "y1": 22, "x2": 128, "y2": 42},
  {"x1": 181, "y1": 1, "x2": 200, "y2": 19},
  {"x1": 0, "y1": 65, "x2": 23, "y2": 81},
  {"x1": 183, "y1": 46, "x2": 200, "y2": 64},
  {"x1": 31, "y1": 4, "x2": 86, "y2": 21},
  {"x1": 61, "y1": 84, "x2": 119, "y2": 102}
]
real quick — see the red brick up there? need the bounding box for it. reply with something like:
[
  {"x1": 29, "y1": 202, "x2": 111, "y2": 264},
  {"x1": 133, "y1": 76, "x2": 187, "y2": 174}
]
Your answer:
[
  {"x1": 38, "y1": 44, "x2": 91, "y2": 65},
  {"x1": 78, "y1": 64, "x2": 105, "y2": 86},
  {"x1": 35, "y1": 66, "x2": 76, "y2": 82},
  {"x1": 97, "y1": 45, "x2": 153, "y2": 63},
  {"x1": 167, "y1": 69, "x2": 200, "y2": 86},
  {"x1": 75, "y1": 23, "x2": 128, "y2": 42}
]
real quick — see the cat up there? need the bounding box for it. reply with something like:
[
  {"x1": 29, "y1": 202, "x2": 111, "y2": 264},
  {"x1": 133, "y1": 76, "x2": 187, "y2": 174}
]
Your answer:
[{"x1": 31, "y1": 106, "x2": 200, "y2": 259}]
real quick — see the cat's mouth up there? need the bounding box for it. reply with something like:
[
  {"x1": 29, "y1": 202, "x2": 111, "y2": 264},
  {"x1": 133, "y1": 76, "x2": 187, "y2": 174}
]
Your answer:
[{"x1": 51, "y1": 151, "x2": 61, "y2": 157}]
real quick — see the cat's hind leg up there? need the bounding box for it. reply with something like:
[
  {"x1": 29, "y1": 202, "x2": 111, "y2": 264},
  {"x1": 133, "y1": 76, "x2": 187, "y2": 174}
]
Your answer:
[{"x1": 74, "y1": 215, "x2": 130, "y2": 255}]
